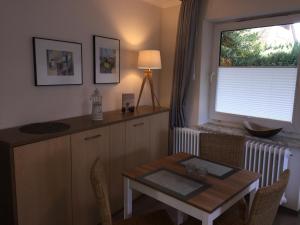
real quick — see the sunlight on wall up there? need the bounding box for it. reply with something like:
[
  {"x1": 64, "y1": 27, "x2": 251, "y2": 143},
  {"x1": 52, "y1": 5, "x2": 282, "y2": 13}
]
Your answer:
[
  {"x1": 113, "y1": 21, "x2": 151, "y2": 49},
  {"x1": 98, "y1": 71, "x2": 144, "y2": 111},
  {"x1": 122, "y1": 71, "x2": 143, "y2": 91},
  {"x1": 87, "y1": 0, "x2": 159, "y2": 111}
]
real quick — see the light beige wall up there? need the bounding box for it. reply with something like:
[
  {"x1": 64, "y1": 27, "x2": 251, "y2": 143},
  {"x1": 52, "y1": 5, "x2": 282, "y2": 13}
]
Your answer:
[
  {"x1": 0, "y1": 0, "x2": 160, "y2": 129},
  {"x1": 159, "y1": 5, "x2": 180, "y2": 107}
]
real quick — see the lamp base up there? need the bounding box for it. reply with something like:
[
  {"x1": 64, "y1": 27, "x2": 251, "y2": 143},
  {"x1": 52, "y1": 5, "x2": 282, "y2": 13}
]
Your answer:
[{"x1": 136, "y1": 69, "x2": 160, "y2": 110}]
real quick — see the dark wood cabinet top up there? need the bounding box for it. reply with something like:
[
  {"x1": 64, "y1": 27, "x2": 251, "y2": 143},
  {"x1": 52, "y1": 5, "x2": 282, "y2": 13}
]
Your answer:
[{"x1": 0, "y1": 106, "x2": 169, "y2": 147}]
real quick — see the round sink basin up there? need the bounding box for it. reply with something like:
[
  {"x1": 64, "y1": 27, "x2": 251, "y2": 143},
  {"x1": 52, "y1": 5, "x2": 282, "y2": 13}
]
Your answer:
[{"x1": 19, "y1": 122, "x2": 70, "y2": 134}]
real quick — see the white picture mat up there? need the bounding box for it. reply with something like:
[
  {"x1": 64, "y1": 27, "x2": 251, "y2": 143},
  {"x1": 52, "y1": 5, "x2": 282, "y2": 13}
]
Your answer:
[
  {"x1": 94, "y1": 36, "x2": 120, "y2": 83},
  {"x1": 143, "y1": 170, "x2": 203, "y2": 196},
  {"x1": 181, "y1": 158, "x2": 233, "y2": 177},
  {"x1": 34, "y1": 38, "x2": 82, "y2": 85}
]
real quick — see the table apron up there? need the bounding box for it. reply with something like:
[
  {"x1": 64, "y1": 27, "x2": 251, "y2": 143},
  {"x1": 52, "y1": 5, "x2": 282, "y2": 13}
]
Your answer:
[{"x1": 127, "y1": 178, "x2": 259, "y2": 223}]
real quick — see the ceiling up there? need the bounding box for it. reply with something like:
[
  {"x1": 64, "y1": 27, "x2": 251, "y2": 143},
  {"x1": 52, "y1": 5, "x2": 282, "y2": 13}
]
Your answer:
[{"x1": 140, "y1": 0, "x2": 181, "y2": 8}]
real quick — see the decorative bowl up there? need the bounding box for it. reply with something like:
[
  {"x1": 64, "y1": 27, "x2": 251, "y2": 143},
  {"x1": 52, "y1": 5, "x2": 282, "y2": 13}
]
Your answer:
[{"x1": 243, "y1": 121, "x2": 282, "y2": 138}]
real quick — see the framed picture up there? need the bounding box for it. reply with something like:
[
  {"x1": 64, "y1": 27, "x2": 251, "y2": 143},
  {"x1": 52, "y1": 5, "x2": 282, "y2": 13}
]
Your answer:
[
  {"x1": 33, "y1": 37, "x2": 83, "y2": 86},
  {"x1": 93, "y1": 35, "x2": 120, "y2": 84},
  {"x1": 122, "y1": 93, "x2": 135, "y2": 113}
]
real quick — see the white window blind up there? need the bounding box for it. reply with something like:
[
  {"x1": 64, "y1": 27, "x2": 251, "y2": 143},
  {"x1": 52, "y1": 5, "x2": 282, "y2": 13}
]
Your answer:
[{"x1": 215, "y1": 67, "x2": 298, "y2": 122}]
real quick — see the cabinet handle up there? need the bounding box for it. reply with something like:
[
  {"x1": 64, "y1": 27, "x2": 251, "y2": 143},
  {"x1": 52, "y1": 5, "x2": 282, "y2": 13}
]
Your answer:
[
  {"x1": 133, "y1": 122, "x2": 144, "y2": 127},
  {"x1": 84, "y1": 134, "x2": 102, "y2": 141}
]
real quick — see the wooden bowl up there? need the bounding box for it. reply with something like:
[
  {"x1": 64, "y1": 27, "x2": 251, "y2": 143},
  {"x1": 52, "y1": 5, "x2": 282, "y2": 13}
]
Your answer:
[{"x1": 243, "y1": 121, "x2": 282, "y2": 138}]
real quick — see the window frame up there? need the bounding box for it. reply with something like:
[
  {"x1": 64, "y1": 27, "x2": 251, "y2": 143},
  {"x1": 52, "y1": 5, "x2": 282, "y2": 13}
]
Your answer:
[{"x1": 209, "y1": 14, "x2": 300, "y2": 132}]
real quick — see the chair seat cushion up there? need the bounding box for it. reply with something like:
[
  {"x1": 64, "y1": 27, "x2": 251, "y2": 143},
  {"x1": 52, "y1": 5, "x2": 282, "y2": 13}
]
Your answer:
[{"x1": 113, "y1": 210, "x2": 174, "y2": 225}]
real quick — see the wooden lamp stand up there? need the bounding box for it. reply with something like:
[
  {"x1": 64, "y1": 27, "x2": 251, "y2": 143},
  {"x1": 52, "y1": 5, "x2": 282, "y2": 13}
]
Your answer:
[{"x1": 136, "y1": 69, "x2": 160, "y2": 110}]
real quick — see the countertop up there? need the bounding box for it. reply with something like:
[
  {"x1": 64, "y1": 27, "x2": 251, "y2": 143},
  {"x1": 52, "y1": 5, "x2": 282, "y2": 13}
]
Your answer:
[{"x1": 0, "y1": 106, "x2": 169, "y2": 147}]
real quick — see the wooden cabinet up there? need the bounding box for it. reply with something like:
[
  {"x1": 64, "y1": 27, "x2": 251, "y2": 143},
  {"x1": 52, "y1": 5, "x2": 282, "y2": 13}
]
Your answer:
[
  {"x1": 13, "y1": 136, "x2": 72, "y2": 225},
  {"x1": 109, "y1": 122, "x2": 126, "y2": 213},
  {"x1": 71, "y1": 127, "x2": 109, "y2": 225},
  {"x1": 149, "y1": 112, "x2": 169, "y2": 160},
  {"x1": 125, "y1": 117, "x2": 150, "y2": 171},
  {"x1": 1, "y1": 107, "x2": 169, "y2": 225}
]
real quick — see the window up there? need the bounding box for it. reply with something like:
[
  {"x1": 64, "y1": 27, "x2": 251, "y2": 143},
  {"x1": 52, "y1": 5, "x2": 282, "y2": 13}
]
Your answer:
[{"x1": 211, "y1": 16, "x2": 300, "y2": 124}]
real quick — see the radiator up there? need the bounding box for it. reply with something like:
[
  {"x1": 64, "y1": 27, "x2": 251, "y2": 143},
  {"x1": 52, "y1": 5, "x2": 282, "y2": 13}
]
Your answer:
[
  {"x1": 172, "y1": 128, "x2": 291, "y2": 189},
  {"x1": 245, "y1": 140, "x2": 291, "y2": 204},
  {"x1": 245, "y1": 140, "x2": 291, "y2": 188},
  {"x1": 173, "y1": 127, "x2": 201, "y2": 156}
]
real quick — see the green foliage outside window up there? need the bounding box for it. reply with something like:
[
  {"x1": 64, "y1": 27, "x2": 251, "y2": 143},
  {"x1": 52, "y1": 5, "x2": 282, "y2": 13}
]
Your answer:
[{"x1": 220, "y1": 29, "x2": 300, "y2": 67}]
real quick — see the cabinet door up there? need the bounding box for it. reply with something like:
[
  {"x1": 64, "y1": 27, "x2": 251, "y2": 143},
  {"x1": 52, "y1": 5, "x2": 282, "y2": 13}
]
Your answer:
[
  {"x1": 125, "y1": 117, "x2": 150, "y2": 170},
  {"x1": 71, "y1": 127, "x2": 109, "y2": 225},
  {"x1": 109, "y1": 122, "x2": 125, "y2": 214},
  {"x1": 149, "y1": 112, "x2": 169, "y2": 160},
  {"x1": 14, "y1": 136, "x2": 72, "y2": 225}
]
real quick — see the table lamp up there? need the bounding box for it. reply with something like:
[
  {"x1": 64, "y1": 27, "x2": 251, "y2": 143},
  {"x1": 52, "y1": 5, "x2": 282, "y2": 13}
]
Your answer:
[{"x1": 136, "y1": 50, "x2": 161, "y2": 110}]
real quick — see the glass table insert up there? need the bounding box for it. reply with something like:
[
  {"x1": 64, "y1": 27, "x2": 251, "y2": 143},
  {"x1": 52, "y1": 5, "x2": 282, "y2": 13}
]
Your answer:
[{"x1": 180, "y1": 157, "x2": 238, "y2": 179}]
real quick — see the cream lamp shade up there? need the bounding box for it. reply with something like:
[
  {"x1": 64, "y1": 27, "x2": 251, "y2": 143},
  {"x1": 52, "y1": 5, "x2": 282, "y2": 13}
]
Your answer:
[{"x1": 138, "y1": 50, "x2": 162, "y2": 69}]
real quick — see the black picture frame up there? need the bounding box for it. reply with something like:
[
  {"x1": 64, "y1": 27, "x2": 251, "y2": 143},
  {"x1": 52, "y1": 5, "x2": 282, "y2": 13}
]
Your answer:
[
  {"x1": 33, "y1": 37, "x2": 83, "y2": 86},
  {"x1": 93, "y1": 35, "x2": 120, "y2": 84}
]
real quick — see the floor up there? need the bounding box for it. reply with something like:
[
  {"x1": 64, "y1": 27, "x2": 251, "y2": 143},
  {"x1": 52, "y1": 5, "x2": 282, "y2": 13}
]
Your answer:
[{"x1": 113, "y1": 195, "x2": 300, "y2": 225}]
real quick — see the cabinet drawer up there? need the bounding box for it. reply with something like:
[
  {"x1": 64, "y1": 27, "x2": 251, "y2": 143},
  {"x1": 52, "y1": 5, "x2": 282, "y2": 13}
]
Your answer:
[
  {"x1": 71, "y1": 127, "x2": 109, "y2": 225},
  {"x1": 14, "y1": 136, "x2": 72, "y2": 225},
  {"x1": 109, "y1": 122, "x2": 126, "y2": 213},
  {"x1": 125, "y1": 117, "x2": 150, "y2": 170},
  {"x1": 149, "y1": 112, "x2": 169, "y2": 160}
]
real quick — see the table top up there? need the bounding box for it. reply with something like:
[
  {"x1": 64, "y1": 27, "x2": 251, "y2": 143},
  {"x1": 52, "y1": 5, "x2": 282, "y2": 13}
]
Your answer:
[{"x1": 123, "y1": 153, "x2": 260, "y2": 213}]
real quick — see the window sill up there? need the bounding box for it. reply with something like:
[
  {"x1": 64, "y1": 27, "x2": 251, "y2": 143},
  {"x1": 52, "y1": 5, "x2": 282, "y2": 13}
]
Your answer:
[{"x1": 199, "y1": 121, "x2": 300, "y2": 149}]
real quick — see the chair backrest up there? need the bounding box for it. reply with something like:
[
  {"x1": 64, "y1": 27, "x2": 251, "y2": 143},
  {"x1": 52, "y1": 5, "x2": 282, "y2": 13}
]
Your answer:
[
  {"x1": 247, "y1": 170, "x2": 290, "y2": 225},
  {"x1": 200, "y1": 133, "x2": 245, "y2": 168},
  {"x1": 90, "y1": 158, "x2": 112, "y2": 225}
]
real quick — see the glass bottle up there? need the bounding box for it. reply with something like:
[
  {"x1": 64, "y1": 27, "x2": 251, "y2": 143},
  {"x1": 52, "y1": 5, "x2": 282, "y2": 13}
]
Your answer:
[{"x1": 91, "y1": 89, "x2": 103, "y2": 121}]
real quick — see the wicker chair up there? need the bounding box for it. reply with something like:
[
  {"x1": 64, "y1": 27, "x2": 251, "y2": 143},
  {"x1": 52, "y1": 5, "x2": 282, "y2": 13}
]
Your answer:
[
  {"x1": 200, "y1": 133, "x2": 245, "y2": 168},
  {"x1": 182, "y1": 170, "x2": 290, "y2": 225},
  {"x1": 242, "y1": 169, "x2": 290, "y2": 225},
  {"x1": 90, "y1": 158, "x2": 174, "y2": 225}
]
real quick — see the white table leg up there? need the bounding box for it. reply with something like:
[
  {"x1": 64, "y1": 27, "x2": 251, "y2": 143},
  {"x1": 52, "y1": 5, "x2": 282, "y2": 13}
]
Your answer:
[
  {"x1": 249, "y1": 180, "x2": 259, "y2": 214},
  {"x1": 176, "y1": 210, "x2": 185, "y2": 225},
  {"x1": 202, "y1": 216, "x2": 213, "y2": 225},
  {"x1": 124, "y1": 177, "x2": 132, "y2": 219}
]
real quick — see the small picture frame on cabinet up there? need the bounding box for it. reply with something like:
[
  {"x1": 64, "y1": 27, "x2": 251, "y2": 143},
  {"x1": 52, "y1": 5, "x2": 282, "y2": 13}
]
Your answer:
[{"x1": 122, "y1": 93, "x2": 135, "y2": 113}]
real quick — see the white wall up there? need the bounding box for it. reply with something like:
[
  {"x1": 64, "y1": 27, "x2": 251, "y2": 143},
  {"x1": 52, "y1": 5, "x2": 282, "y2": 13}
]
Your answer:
[
  {"x1": 285, "y1": 148, "x2": 300, "y2": 211},
  {"x1": 203, "y1": 3, "x2": 300, "y2": 211},
  {"x1": 0, "y1": 0, "x2": 161, "y2": 129},
  {"x1": 160, "y1": 6, "x2": 180, "y2": 107},
  {"x1": 158, "y1": 0, "x2": 300, "y2": 211},
  {"x1": 206, "y1": 0, "x2": 300, "y2": 21},
  {"x1": 158, "y1": 0, "x2": 300, "y2": 126},
  {"x1": 203, "y1": 0, "x2": 300, "y2": 212}
]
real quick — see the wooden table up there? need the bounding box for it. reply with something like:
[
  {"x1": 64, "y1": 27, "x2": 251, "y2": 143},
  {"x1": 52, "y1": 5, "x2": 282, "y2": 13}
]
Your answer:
[{"x1": 123, "y1": 153, "x2": 260, "y2": 225}]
